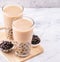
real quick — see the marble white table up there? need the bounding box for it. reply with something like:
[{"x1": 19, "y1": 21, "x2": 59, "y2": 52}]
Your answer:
[{"x1": 0, "y1": 8, "x2": 60, "y2": 62}]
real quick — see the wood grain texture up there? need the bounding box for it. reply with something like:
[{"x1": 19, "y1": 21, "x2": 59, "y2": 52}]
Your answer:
[{"x1": 0, "y1": 32, "x2": 44, "y2": 62}]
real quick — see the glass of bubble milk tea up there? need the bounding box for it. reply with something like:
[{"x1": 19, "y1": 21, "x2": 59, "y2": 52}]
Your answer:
[
  {"x1": 12, "y1": 17, "x2": 34, "y2": 57},
  {"x1": 1, "y1": 4, "x2": 24, "y2": 40}
]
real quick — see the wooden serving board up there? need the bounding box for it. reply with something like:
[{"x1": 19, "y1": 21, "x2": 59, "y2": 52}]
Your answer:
[{"x1": 0, "y1": 32, "x2": 44, "y2": 62}]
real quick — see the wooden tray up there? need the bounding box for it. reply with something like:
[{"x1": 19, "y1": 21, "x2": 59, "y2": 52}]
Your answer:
[{"x1": 0, "y1": 32, "x2": 44, "y2": 62}]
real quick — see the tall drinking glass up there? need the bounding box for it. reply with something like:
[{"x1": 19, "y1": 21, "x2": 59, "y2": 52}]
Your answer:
[
  {"x1": 12, "y1": 17, "x2": 34, "y2": 57},
  {"x1": 2, "y1": 4, "x2": 24, "y2": 40}
]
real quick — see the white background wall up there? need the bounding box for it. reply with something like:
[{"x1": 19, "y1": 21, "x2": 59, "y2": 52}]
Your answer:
[{"x1": 0, "y1": 0, "x2": 60, "y2": 8}]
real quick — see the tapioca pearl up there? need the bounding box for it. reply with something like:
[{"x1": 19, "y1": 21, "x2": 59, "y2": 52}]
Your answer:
[
  {"x1": 11, "y1": 31, "x2": 13, "y2": 33},
  {"x1": 23, "y1": 47, "x2": 28, "y2": 50},
  {"x1": 10, "y1": 32, "x2": 12, "y2": 34},
  {"x1": 23, "y1": 44, "x2": 26, "y2": 46},
  {"x1": 23, "y1": 51, "x2": 27, "y2": 54},
  {"x1": 23, "y1": 46, "x2": 26, "y2": 48},
  {"x1": 22, "y1": 51, "x2": 27, "y2": 54},
  {"x1": 23, "y1": 52, "x2": 28, "y2": 55},
  {"x1": 26, "y1": 50, "x2": 30, "y2": 52},
  {"x1": 23, "y1": 53, "x2": 26, "y2": 55},
  {"x1": 20, "y1": 52, "x2": 23, "y2": 54},
  {"x1": 22, "y1": 49, "x2": 25, "y2": 52},
  {"x1": 19, "y1": 46, "x2": 23, "y2": 49},
  {"x1": 24, "y1": 49, "x2": 29, "y2": 52},
  {"x1": 23, "y1": 48, "x2": 26, "y2": 51},
  {"x1": 23, "y1": 44, "x2": 29, "y2": 48},
  {"x1": 23, "y1": 47, "x2": 28, "y2": 51},
  {"x1": 16, "y1": 50, "x2": 20, "y2": 54},
  {"x1": 20, "y1": 51, "x2": 24, "y2": 54},
  {"x1": 19, "y1": 45, "x2": 26, "y2": 48},
  {"x1": 16, "y1": 51, "x2": 20, "y2": 54},
  {"x1": 25, "y1": 45, "x2": 29, "y2": 48},
  {"x1": 24, "y1": 46, "x2": 28, "y2": 49},
  {"x1": 24, "y1": 49, "x2": 28, "y2": 51},
  {"x1": 22, "y1": 45, "x2": 24, "y2": 47}
]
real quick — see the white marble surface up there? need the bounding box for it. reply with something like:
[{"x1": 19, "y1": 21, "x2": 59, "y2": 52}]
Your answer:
[{"x1": 0, "y1": 8, "x2": 60, "y2": 62}]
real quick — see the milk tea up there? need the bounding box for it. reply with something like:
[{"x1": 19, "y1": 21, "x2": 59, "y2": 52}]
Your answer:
[
  {"x1": 12, "y1": 17, "x2": 34, "y2": 57},
  {"x1": 13, "y1": 18, "x2": 34, "y2": 43},
  {"x1": 3, "y1": 5, "x2": 23, "y2": 40}
]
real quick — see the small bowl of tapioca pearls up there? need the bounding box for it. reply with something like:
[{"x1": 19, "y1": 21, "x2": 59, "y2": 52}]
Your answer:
[
  {"x1": 31, "y1": 35, "x2": 41, "y2": 47},
  {"x1": 0, "y1": 40, "x2": 14, "y2": 53}
]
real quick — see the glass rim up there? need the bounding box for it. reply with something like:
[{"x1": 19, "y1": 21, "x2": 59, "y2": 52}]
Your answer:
[
  {"x1": 12, "y1": 16, "x2": 35, "y2": 31},
  {"x1": 2, "y1": 4, "x2": 24, "y2": 17}
]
